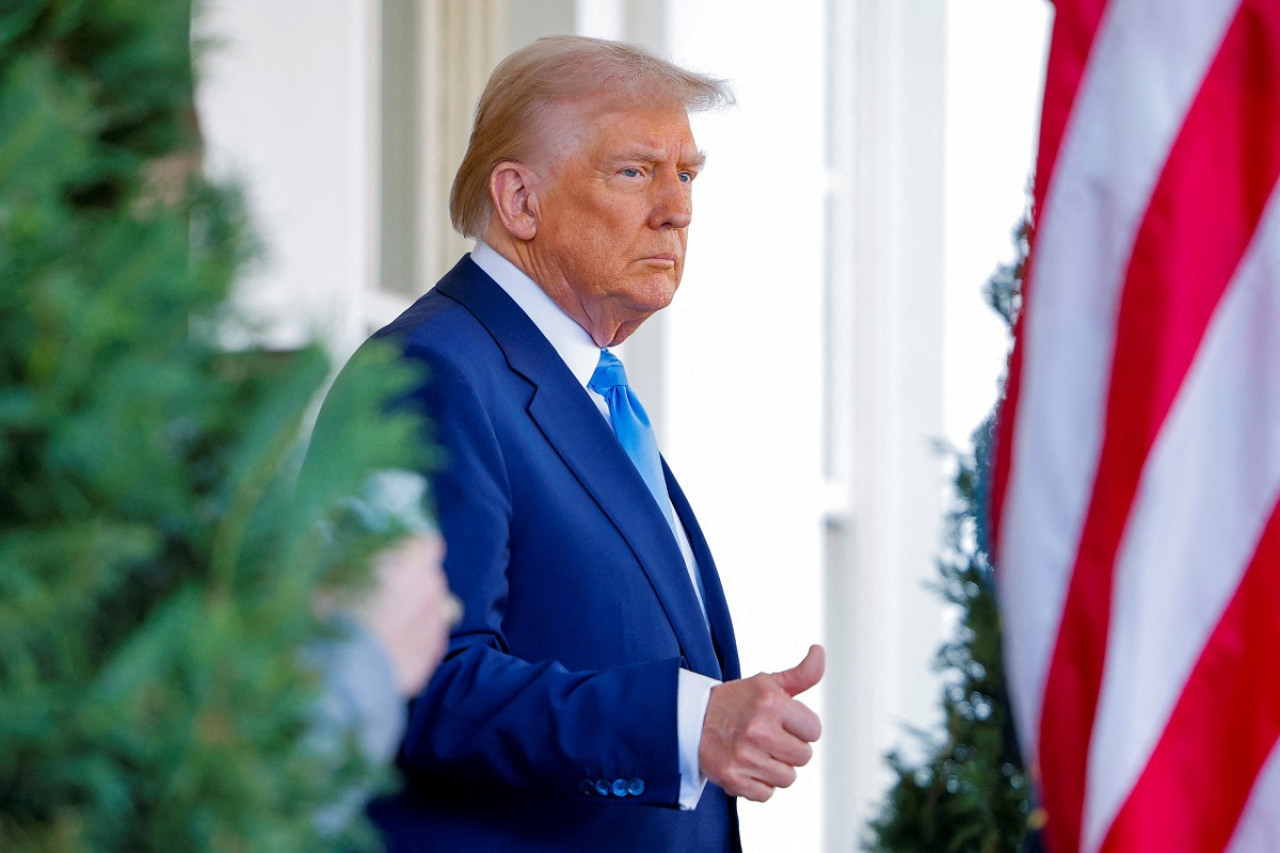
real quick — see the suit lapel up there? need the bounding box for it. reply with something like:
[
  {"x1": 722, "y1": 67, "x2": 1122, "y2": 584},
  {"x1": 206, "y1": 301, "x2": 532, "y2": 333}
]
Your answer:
[{"x1": 437, "y1": 258, "x2": 722, "y2": 678}]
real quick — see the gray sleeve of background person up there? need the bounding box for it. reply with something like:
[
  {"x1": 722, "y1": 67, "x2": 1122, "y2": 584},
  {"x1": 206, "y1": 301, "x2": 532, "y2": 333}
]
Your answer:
[{"x1": 304, "y1": 615, "x2": 407, "y2": 837}]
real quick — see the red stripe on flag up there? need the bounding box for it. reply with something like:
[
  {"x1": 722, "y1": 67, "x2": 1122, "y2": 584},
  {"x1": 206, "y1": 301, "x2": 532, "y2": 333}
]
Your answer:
[
  {"x1": 1100, "y1": 496, "x2": 1280, "y2": 852},
  {"x1": 1038, "y1": 5, "x2": 1280, "y2": 850},
  {"x1": 991, "y1": 0, "x2": 1110, "y2": 553},
  {"x1": 1031, "y1": 0, "x2": 1110, "y2": 218},
  {"x1": 988, "y1": 293, "x2": 1023, "y2": 551}
]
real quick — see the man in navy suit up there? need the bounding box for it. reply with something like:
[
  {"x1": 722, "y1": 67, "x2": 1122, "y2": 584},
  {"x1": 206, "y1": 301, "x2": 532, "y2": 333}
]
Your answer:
[{"x1": 339, "y1": 35, "x2": 824, "y2": 851}]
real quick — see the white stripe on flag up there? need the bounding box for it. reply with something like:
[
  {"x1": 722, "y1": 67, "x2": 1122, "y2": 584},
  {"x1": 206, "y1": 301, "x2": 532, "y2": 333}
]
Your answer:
[
  {"x1": 1227, "y1": 737, "x2": 1280, "y2": 853},
  {"x1": 997, "y1": 0, "x2": 1242, "y2": 755},
  {"x1": 1082, "y1": 184, "x2": 1280, "y2": 853}
]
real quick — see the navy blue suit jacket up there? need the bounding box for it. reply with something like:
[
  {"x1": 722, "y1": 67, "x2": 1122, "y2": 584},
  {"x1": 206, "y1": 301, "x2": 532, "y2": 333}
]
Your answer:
[{"x1": 347, "y1": 256, "x2": 742, "y2": 851}]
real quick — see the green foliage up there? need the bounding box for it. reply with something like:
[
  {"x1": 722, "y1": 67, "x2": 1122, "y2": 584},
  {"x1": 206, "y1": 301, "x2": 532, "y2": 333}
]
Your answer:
[
  {"x1": 863, "y1": 427, "x2": 1030, "y2": 853},
  {"x1": 0, "y1": 3, "x2": 429, "y2": 849},
  {"x1": 863, "y1": 220, "x2": 1031, "y2": 853},
  {"x1": 982, "y1": 219, "x2": 1028, "y2": 333}
]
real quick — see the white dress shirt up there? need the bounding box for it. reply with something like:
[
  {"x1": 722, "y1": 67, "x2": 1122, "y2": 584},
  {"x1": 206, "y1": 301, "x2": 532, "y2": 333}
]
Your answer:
[{"x1": 470, "y1": 241, "x2": 718, "y2": 809}]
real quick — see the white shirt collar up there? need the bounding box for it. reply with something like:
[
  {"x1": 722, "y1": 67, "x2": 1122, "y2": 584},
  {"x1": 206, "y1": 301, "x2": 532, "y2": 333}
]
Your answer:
[{"x1": 470, "y1": 241, "x2": 601, "y2": 390}]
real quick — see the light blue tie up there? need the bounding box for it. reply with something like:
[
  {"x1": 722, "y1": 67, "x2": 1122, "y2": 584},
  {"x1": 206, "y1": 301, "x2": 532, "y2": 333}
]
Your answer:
[
  {"x1": 590, "y1": 349, "x2": 711, "y2": 632},
  {"x1": 588, "y1": 349, "x2": 678, "y2": 535}
]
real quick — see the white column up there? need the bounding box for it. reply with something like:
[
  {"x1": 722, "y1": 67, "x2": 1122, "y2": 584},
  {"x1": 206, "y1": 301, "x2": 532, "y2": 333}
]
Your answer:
[{"x1": 824, "y1": 1, "x2": 949, "y2": 850}]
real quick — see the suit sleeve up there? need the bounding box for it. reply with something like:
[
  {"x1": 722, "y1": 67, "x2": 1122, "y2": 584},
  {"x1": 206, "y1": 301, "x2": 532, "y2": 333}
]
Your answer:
[{"x1": 396, "y1": 339, "x2": 685, "y2": 808}]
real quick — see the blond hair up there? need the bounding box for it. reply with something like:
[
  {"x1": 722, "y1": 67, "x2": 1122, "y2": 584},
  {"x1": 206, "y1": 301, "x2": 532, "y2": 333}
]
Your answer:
[{"x1": 449, "y1": 35, "x2": 733, "y2": 238}]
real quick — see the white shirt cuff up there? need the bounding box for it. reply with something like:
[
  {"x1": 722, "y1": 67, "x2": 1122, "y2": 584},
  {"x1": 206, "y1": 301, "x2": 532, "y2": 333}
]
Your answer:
[{"x1": 676, "y1": 668, "x2": 720, "y2": 810}]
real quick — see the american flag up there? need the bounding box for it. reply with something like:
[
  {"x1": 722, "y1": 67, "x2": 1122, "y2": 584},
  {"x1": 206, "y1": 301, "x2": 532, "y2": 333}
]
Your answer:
[{"x1": 990, "y1": 2, "x2": 1280, "y2": 851}]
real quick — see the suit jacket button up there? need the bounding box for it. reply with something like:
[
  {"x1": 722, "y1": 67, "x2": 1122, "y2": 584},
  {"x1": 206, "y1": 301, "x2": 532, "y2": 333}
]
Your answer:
[
  {"x1": 627, "y1": 778, "x2": 645, "y2": 796},
  {"x1": 579, "y1": 779, "x2": 595, "y2": 796},
  {"x1": 594, "y1": 779, "x2": 611, "y2": 797},
  {"x1": 611, "y1": 779, "x2": 628, "y2": 797}
]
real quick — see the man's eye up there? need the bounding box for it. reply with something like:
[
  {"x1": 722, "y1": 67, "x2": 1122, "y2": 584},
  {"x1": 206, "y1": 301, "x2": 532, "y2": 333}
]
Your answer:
[
  {"x1": 678, "y1": 171, "x2": 694, "y2": 183},
  {"x1": 620, "y1": 168, "x2": 642, "y2": 178}
]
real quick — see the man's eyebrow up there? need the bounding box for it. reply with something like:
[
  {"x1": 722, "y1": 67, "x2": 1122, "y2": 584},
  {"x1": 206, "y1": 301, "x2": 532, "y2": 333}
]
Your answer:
[{"x1": 603, "y1": 149, "x2": 708, "y2": 170}]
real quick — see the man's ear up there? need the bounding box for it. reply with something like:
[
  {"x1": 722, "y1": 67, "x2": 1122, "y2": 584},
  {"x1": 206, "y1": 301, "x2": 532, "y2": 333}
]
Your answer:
[{"x1": 489, "y1": 162, "x2": 539, "y2": 241}]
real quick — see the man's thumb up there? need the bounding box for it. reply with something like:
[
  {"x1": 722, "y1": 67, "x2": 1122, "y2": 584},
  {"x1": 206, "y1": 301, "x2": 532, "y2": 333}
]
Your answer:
[{"x1": 774, "y1": 644, "x2": 825, "y2": 697}]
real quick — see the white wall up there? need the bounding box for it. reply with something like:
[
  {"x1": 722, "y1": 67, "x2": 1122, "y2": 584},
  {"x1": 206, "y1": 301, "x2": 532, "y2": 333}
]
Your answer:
[
  {"x1": 944, "y1": 0, "x2": 1052, "y2": 447},
  {"x1": 196, "y1": 0, "x2": 377, "y2": 354}
]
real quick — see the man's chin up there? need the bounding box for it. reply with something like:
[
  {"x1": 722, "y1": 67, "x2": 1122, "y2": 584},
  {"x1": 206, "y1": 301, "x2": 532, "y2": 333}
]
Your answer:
[{"x1": 633, "y1": 277, "x2": 679, "y2": 312}]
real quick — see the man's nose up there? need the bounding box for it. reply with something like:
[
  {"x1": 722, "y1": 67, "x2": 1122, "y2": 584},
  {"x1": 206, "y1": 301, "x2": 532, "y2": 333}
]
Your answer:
[{"x1": 649, "y1": 172, "x2": 692, "y2": 230}]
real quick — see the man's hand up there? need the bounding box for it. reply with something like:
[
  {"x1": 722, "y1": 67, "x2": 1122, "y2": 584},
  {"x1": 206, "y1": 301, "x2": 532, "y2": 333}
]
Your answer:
[{"x1": 698, "y1": 644, "x2": 824, "y2": 802}]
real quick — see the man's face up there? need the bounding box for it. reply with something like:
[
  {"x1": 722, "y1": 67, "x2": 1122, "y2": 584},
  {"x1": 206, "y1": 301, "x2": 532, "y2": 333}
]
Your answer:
[{"x1": 528, "y1": 98, "x2": 703, "y2": 347}]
